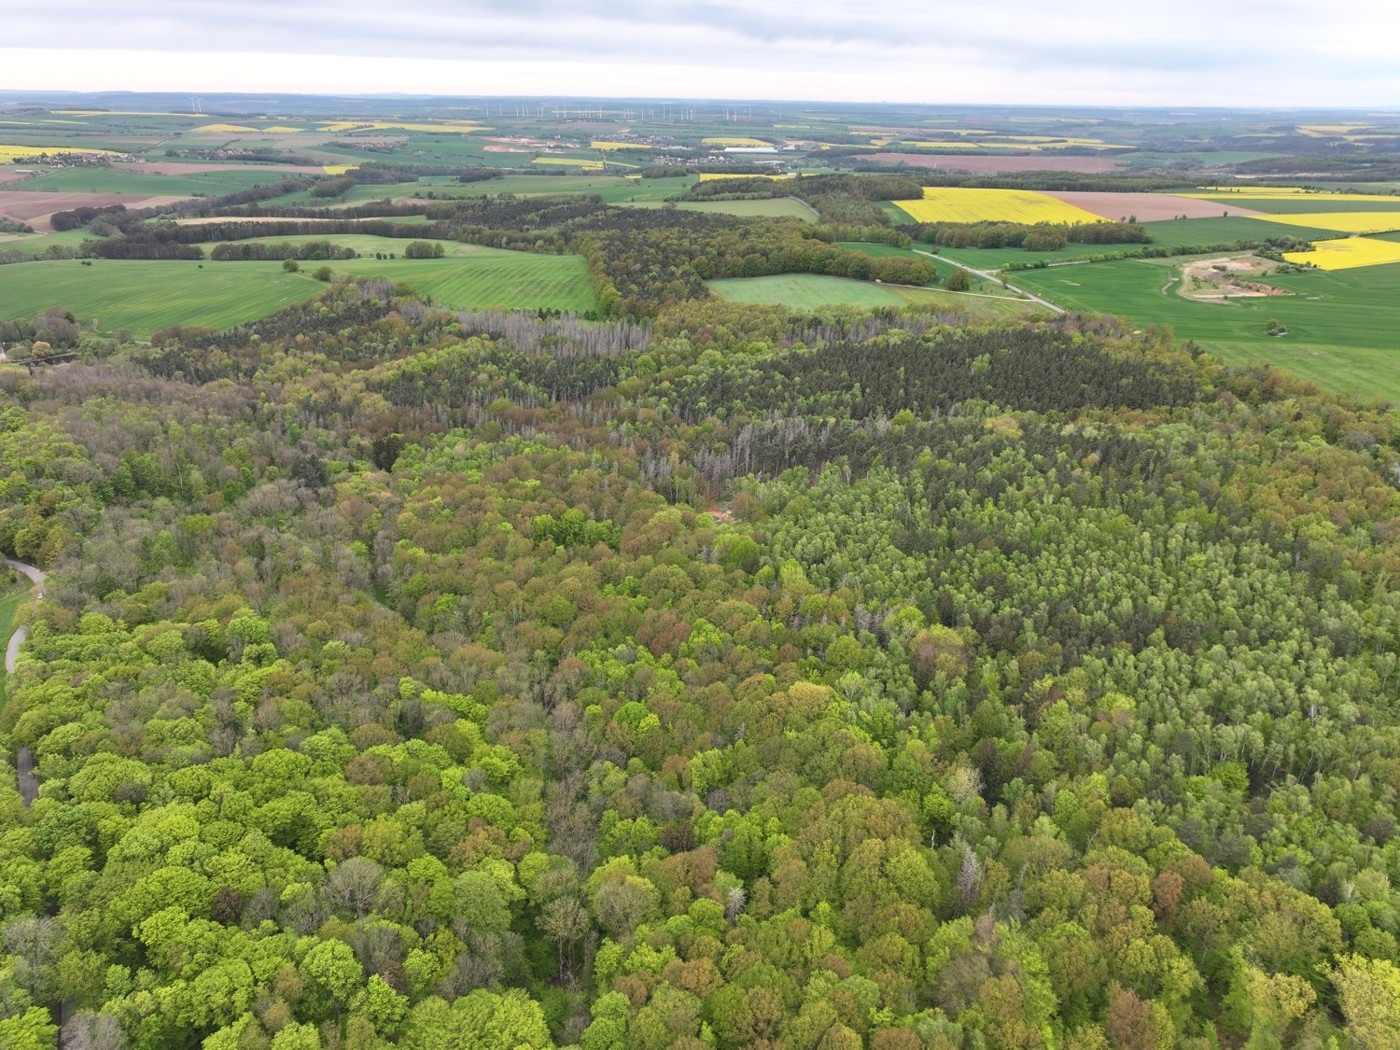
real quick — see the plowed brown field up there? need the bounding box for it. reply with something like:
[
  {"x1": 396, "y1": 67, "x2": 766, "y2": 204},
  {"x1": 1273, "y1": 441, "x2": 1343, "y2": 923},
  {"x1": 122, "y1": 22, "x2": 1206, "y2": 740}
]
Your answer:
[
  {"x1": 1039, "y1": 191, "x2": 1262, "y2": 222},
  {"x1": 0, "y1": 191, "x2": 190, "y2": 231}
]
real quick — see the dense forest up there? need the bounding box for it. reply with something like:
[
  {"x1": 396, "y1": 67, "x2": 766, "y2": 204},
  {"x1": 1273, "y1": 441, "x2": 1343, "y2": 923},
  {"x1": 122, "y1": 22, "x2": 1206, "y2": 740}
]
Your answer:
[{"x1": 2, "y1": 281, "x2": 1400, "y2": 1050}]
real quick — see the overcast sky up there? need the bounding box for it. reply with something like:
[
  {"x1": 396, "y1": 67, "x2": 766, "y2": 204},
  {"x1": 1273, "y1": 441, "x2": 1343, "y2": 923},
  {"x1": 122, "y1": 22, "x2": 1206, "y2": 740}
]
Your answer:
[{"x1": 2, "y1": 1, "x2": 1398, "y2": 107}]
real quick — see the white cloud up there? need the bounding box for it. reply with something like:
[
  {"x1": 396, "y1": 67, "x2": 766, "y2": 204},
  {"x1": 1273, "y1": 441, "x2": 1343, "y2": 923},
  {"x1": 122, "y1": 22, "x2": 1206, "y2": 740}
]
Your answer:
[{"x1": 1, "y1": 1, "x2": 1398, "y2": 106}]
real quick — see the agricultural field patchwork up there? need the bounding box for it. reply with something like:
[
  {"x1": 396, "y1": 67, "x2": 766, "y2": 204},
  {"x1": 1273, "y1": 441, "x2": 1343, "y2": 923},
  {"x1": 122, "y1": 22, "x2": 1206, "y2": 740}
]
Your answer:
[
  {"x1": 892, "y1": 187, "x2": 1105, "y2": 224},
  {"x1": 331, "y1": 252, "x2": 598, "y2": 314}
]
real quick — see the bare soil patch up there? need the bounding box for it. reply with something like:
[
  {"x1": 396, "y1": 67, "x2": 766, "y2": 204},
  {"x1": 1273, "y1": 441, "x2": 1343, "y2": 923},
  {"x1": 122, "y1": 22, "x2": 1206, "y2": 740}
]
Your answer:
[
  {"x1": 0, "y1": 171, "x2": 28, "y2": 185},
  {"x1": 1176, "y1": 255, "x2": 1289, "y2": 300},
  {"x1": 1040, "y1": 190, "x2": 1262, "y2": 222},
  {"x1": 854, "y1": 152, "x2": 1125, "y2": 174},
  {"x1": 0, "y1": 191, "x2": 192, "y2": 231}
]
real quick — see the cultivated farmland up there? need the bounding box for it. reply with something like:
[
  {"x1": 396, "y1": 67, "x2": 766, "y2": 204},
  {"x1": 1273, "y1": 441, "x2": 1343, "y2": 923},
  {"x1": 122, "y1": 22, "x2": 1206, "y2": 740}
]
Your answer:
[
  {"x1": 708, "y1": 274, "x2": 1044, "y2": 316},
  {"x1": 892, "y1": 187, "x2": 1105, "y2": 224},
  {"x1": 1283, "y1": 237, "x2": 1400, "y2": 270},
  {"x1": 0, "y1": 260, "x2": 323, "y2": 338},
  {"x1": 331, "y1": 252, "x2": 599, "y2": 314},
  {"x1": 1248, "y1": 212, "x2": 1400, "y2": 234}
]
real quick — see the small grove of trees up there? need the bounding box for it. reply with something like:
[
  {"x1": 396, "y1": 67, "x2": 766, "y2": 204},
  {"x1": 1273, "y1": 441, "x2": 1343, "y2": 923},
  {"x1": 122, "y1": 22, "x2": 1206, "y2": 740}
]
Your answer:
[
  {"x1": 403, "y1": 241, "x2": 446, "y2": 259},
  {"x1": 909, "y1": 220, "x2": 1150, "y2": 251}
]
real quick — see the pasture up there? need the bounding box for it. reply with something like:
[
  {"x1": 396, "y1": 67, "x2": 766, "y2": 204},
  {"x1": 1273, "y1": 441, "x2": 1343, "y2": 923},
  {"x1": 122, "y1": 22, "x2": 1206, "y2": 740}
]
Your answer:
[
  {"x1": 1011, "y1": 256, "x2": 1400, "y2": 403},
  {"x1": 708, "y1": 274, "x2": 1045, "y2": 316},
  {"x1": 620, "y1": 198, "x2": 817, "y2": 222},
  {"x1": 7, "y1": 167, "x2": 290, "y2": 197},
  {"x1": 330, "y1": 252, "x2": 599, "y2": 314},
  {"x1": 0, "y1": 260, "x2": 323, "y2": 337}
]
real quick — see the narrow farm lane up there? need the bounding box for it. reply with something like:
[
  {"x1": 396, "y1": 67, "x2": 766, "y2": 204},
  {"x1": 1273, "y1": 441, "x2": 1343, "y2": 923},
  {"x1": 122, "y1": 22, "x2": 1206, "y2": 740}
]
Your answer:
[
  {"x1": 913, "y1": 248, "x2": 1066, "y2": 315},
  {"x1": 3, "y1": 558, "x2": 46, "y2": 806}
]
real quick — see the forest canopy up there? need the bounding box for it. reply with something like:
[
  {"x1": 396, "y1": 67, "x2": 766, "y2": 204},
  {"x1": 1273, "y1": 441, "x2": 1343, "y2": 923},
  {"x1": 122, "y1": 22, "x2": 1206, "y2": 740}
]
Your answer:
[{"x1": 0, "y1": 278, "x2": 1399, "y2": 1050}]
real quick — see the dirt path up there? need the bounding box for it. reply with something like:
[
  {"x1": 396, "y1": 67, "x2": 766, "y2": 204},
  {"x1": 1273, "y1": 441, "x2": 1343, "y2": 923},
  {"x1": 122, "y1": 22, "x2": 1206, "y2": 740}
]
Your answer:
[
  {"x1": 913, "y1": 249, "x2": 1065, "y2": 315},
  {"x1": 3, "y1": 558, "x2": 45, "y2": 806}
]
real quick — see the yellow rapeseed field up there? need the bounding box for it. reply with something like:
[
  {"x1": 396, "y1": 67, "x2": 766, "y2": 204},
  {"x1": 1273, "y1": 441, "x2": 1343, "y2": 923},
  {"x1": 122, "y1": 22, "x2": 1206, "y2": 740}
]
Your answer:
[
  {"x1": 52, "y1": 110, "x2": 190, "y2": 116},
  {"x1": 319, "y1": 121, "x2": 487, "y2": 134},
  {"x1": 192, "y1": 124, "x2": 259, "y2": 133},
  {"x1": 1184, "y1": 187, "x2": 1400, "y2": 200},
  {"x1": 321, "y1": 165, "x2": 359, "y2": 175},
  {"x1": 591, "y1": 141, "x2": 651, "y2": 150},
  {"x1": 702, "y1": 137, "x2": 772, "y2": 147},
  {"x1": 531, "y1": 157, "x2": 604, "y2": 169},
  {"x1": 1248, "y1": 212, "x2": 1400, "y2": 234},
  {"x1": 897, "y1": 138, "x2": 1129, "y2": 151},
  {"x1": 1298, "y1": 124, "x2": 1370, "y2": 136},
  {"x1": 892, "y1": 187, "x2": 1104, "y2": 224},
  {"x1": 1283, "y1": 236, "x2": 1400, "y2": 270},
  {"x1": 262, "y1": 126, "x2": 305, "y2": 134},
  {"x1": 0, "y1": 144, "x2": 120, "y2": 160},
  {"x1": 696, "y1": 173, "x2": 790, "y2": 181}
]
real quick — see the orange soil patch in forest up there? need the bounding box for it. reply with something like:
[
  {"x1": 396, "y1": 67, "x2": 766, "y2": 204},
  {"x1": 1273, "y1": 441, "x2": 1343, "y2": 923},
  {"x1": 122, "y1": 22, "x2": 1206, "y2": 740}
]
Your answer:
[
  {"x1": 1040, "y1": 191, "x2": 1263, "y2": 222},
  {"x1": 0, "y1": 191, "x2": 192, "y2": 231},
  {"x1": 854, "y1": 152, "x2": 1125, "y2": 174}
]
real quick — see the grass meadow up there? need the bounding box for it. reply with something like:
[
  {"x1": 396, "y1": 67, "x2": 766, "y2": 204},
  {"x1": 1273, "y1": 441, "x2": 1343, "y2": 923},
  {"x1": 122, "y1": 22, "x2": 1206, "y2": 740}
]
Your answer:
[
  {"x1": 1011, "y1": 256, "x2": 1400, "y2": 403},
  {"x1": 708, "y1": 273, "x2": 1046, "y2": 316}
]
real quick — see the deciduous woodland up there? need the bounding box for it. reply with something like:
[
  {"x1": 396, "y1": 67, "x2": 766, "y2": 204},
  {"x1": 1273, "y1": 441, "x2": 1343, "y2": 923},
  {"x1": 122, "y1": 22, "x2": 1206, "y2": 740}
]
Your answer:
[{"x1": 2, "y1": 279, "x2": 1400, "y2": 1049}]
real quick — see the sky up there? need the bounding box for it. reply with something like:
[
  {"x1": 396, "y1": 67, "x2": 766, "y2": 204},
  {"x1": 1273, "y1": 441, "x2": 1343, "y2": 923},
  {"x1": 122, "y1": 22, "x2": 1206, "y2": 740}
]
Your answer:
[{"x1": 2, "y1": 0, "x2": 1399, "y2": 108}]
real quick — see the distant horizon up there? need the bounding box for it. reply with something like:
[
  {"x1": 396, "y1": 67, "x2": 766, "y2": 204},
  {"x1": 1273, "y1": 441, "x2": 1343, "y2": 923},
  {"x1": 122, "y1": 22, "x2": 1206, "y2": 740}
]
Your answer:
[
  {"x1": 2, "y1": 0, "x2": 1399, "y2": 109},
  {"x1": 3, "y1": 88, "x2": 1400, "y2": 116}
]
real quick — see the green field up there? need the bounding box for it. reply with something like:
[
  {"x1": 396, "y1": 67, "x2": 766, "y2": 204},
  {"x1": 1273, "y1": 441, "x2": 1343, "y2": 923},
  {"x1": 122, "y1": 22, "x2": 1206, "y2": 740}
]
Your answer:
[
  {"x1": 9, "y1": 167, "x2": 294, "y2": 197},
  {"x1": 1193, "y1": 196, "x2": 1400, "y2": 215},
  {"x1": 279, "y1": 174, "x2": 696, "y2": 209},
  {"x1": 472, "y1": 174, "x2": 695, "y2": 202},
  {"x1": 0, "y1": 228, "x2": 93, "y2": 251},
  {"x1": 0, "y1": 260, "x2": 324, "y2": 337},
  {"x1": 329, "y1": 251, "x2": 599, "y2": 313},
  {"x1": 196, "y1": 234, "x2": 486, "y2": 257},
  {"x1": 1011, "y1": 256, "x2": 1400, "y2": 403},
  {"x1": 708, "y1": 273, "x2": 1046, "y2": 316},
  {"x1": 621, "y1": 197, "x2": 817, "y2": 221},
  {"x1": 917, "y1": 216, "x2": 1342, "y2": 272},
  {"x1": 0, "y1": 247, "x2": 599, "y2": 335}
]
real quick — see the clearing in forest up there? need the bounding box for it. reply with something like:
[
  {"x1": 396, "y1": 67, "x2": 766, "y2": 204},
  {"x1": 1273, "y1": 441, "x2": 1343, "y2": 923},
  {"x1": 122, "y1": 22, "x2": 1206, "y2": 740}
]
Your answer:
[{"x1": 892, "y1": 187, "x2": 1104, "y2": 225}]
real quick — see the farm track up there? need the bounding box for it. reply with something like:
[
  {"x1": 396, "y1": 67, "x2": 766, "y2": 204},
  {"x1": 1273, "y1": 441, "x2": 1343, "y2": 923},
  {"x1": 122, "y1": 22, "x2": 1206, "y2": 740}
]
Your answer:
[
  {"x1": 3, "y1": 557, "x2": 45, "y2": 807},
  {"x1": 913, "y1": 249, "x2": 1065, "y2": 314}
]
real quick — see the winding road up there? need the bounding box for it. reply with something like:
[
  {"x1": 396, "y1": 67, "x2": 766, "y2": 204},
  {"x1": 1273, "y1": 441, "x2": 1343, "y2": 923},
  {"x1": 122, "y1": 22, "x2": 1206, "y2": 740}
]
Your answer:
[{"x1": 4, "y1": 557, "x2": 45, "y2": 806}]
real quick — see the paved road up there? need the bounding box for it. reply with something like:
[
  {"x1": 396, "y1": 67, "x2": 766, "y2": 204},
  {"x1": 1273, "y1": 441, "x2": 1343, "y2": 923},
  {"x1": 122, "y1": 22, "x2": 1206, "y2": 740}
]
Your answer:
[
  {"x1": 913, "y1": 249, "x2": 1066, "y2": 315},
  {"x1": 3, "y1": 558, "x2": 45, "y2": 806}
]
